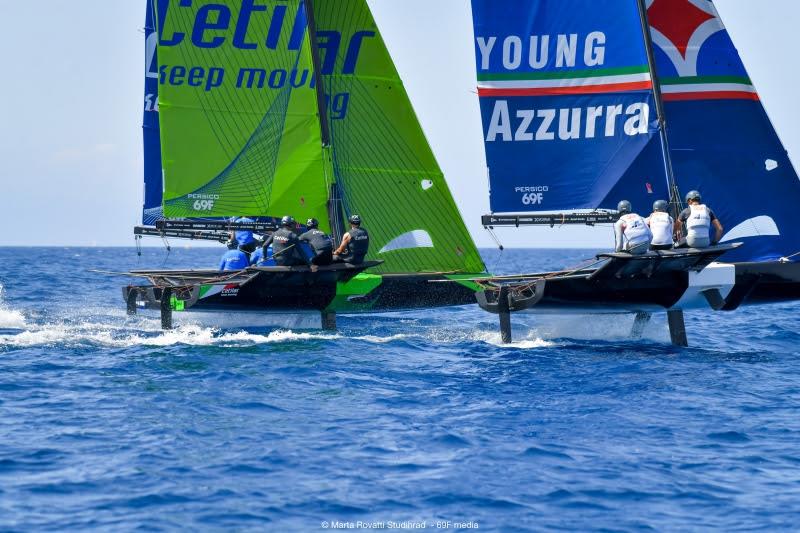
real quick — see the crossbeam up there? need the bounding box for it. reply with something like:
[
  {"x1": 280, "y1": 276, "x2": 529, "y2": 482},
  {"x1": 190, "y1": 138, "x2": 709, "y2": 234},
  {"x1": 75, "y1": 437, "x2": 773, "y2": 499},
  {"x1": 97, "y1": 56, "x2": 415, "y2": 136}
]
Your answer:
[{"x1": 482, "y1": 213, "x2": 617, "y2": 227}]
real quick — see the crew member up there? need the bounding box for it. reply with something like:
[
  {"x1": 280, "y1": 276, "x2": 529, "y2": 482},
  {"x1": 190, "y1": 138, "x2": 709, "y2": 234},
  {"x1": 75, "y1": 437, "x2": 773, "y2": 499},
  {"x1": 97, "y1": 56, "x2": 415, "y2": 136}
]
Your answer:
[
  {"x1": 249, "y1": 244, "x2": 276, "y2": 266},
  {"x1": 614, "y1": 200, "x2": 652, "y2": 255},
  {"x1": 646, "y1": 200, "x2": 674, "y2": 251},
  {"x1": 261, "y1": 216, "x2": 306, "y2": 267},
  {"x1": 299, "y1": 218, "x2": 334, "y2": 266},
  {"x1": 334, "y1": 215, "x2": 370, "y2": 264},
  {"x1": 230, "y1": 216, "x2": 259, "y2": 256},
  {"x1": 675, "y1": 190, "x2": 723, "y2": 248},
  {"x1": 219, "y1": 240, "x2": 250, "y2": 271}
]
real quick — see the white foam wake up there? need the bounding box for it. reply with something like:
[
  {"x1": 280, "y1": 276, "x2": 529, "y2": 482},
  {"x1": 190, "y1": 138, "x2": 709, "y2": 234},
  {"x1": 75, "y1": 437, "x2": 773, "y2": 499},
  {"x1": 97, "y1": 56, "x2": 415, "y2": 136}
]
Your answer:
[{"x1": 0, "y1": 308, "x2": 27, "y2": 330}]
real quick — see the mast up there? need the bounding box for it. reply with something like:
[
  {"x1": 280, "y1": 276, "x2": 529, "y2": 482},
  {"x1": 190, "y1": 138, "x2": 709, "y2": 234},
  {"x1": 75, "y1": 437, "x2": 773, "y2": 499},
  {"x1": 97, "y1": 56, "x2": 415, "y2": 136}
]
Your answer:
[
  {"x1": 303, "y1": 0, "x2": 344, "y2": 243},
  {"x1": 636, "y1": 0, "x2": 683, "y2": 220}
]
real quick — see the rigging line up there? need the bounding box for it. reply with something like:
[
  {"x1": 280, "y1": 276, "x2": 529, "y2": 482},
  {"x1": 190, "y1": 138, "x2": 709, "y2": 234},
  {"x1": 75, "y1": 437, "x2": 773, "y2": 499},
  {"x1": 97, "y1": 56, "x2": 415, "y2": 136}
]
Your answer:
[
  {"x1": 780, "y1": 251, "x2": 800, "y2": 262},
  {"x1": 484, "y1": 226, "x2": 505, "y2": 273}
]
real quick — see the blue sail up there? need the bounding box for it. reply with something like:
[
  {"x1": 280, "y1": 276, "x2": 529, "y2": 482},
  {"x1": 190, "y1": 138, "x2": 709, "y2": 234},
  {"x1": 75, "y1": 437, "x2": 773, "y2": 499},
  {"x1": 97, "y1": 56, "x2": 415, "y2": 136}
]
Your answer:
[
  {"x1": 648, "y1": 0, "x2": 800, "y2": 262},
  {"x1": 142, "y1": 0, "x2": 163, "y2": 225},
  {"x1": 471, "y1": 0, "x2": 669, "y2": 215}
]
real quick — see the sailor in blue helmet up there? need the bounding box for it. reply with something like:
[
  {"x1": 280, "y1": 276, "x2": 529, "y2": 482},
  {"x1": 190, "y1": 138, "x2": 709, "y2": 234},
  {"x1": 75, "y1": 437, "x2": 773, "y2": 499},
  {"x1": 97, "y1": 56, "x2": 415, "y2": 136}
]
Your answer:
[
  {"x1": 646, "y1": 199, "x2": 675, "y2": 250},
  {"x1": 334, "y1": 214, "x2": 370, "y2": 264},
  {"x1": 299, "y1": 218, "x2": 334, "y2": 266},
  {"x1": 675, "y1": 190, "x2": 724, "y2": 248},
  {"x1": 614, "y1": 200, "x2": 652, "y2": 255},
  {"x1": 219, "y1": 239, "x2": 250, "y2": 271},
  {"x1": 261, "y1": 216, "x2": 307, "y2": 267}
]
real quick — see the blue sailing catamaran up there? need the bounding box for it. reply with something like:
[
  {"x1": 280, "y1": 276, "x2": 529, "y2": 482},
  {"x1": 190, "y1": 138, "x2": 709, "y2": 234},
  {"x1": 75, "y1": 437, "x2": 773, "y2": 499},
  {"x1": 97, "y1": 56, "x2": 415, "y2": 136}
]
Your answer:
[{"x1": 471, "y1": 0, "x2": 800, "y2": 344}]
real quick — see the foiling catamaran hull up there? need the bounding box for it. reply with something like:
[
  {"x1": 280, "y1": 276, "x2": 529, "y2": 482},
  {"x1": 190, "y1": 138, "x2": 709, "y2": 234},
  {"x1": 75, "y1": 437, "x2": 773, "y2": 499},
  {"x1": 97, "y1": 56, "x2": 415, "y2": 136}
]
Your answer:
[
  {"x1": 472, "y1": 244, "x2": 800, "y2": 345},
  {"x1": 123, "y1": 262, "x2": 483, "y2": 329}
]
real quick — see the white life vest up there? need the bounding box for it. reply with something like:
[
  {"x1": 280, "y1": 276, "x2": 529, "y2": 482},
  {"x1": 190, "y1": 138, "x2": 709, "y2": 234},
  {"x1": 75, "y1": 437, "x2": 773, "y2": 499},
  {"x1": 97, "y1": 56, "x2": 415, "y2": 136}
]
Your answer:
[
  {"x1": 647, "y1": 212, "x2": 674, "y2": 246},
  {"x1": 686, "y1": 204, "x2": 711, "y2": 239},
  {"x1": 620, "y1": 213, "x2": 652, "y2": 249}
]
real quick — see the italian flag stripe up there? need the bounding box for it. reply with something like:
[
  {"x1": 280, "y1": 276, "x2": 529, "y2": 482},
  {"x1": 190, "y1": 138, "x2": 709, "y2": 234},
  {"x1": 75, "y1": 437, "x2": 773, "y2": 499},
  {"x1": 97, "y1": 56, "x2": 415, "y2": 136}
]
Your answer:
[
  {"x1": 477, "y1": 65, "x2": 650, "y2": 82},
  {"x1": 661, "y1": 81, "x2": 759, "y2": 101},
  {"x1": 479, "y1": 73, "x2": 652, "y2": 90},
  {"x1": 478, "y1": 80, "x2": 654, "y2": 97}
]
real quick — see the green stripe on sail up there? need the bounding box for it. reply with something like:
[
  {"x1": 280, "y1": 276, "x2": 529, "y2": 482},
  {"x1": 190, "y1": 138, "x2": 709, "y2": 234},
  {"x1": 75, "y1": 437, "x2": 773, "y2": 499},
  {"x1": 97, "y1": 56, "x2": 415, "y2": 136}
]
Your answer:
[
  {"x1": 660, "y1": 75, "x2": 753, "y2": 86},
  {"x1": 154, "y1": 0, "x2": 331, "y2": 230},
  {"x1": 311, "y1": 0, "x2": 486, "y2": 274},
  {"x1": 477, "y1": 65, "x2": 649, "y2": 82}
]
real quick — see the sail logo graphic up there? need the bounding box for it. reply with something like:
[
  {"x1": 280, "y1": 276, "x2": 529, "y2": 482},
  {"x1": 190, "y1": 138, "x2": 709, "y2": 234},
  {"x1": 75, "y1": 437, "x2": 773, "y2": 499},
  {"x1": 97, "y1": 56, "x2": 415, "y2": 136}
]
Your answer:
[
  {"x1": 646, "y1": 0, "x2": 722, "y2": 77},
  {"x1": 155, "y1": 0, "x2": 374, "y2": 119},
  {"x1": 646, "y1": 0, "x2": 758, "y2": 101}
]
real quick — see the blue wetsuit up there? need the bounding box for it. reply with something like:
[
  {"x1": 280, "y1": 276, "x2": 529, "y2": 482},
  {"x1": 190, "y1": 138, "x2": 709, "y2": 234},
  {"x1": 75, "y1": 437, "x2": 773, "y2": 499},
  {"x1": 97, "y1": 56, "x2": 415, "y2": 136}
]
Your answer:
[
  {"x1": 233, "y1": 217, "x2": 255, "y2": 246},
  {"x1": 249, "y1": 246, "x2": 276, "y2": 266},
  {"x1": 219, "y1": 249, "x2": 249, "y2": 271}
]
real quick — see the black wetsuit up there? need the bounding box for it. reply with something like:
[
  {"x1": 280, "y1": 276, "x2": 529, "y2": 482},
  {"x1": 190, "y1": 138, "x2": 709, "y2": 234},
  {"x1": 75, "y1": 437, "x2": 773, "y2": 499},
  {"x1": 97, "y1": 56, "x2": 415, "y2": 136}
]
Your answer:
[
  {"x1": 339, "y1": 227, "x2": 370, "y2": 265},
  {"x1": 262, "y1": 228, "x2": 306, "y2": 266},
  {"x1": 299, "y1": 229, "x2": 334, "y2": 266}
]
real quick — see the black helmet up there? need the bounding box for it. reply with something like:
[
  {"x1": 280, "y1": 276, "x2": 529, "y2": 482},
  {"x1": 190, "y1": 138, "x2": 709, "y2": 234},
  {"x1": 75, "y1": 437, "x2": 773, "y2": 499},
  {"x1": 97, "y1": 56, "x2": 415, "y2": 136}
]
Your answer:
[
  {"x1": 226, "y1": 239, "x2": 238, "y2": 250},
  {"x1": 685, "y1": 190, "x2": 702, "y2": 203},
  {"x1": 349, "y1": 214, "x2": 361, "y2": 225},
  {"x1": 280, "y1": 215, "x2": 295, "y2": 227},
  {"x1": 306, "y1": 218, "x2": 319, "y2": 229},
  {"x1": 653, "y1": 199, "x2": 669, "y2": 212},
  {"x1": 617, "y1": 200, "x2": 632, "y2": 215}
]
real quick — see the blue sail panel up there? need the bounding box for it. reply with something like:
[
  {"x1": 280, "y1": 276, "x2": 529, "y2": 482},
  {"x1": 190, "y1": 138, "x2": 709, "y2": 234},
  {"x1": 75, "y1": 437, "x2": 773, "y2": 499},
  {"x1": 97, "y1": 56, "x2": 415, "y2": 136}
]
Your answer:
[
  {"x1": 471, "y1": 0, "x2": 668, "y2": 214},
  {"x1": 142, "y1": 0, "x2": 163, "y2": 225},
  {"x1": 648, "y1": 0, "x2": 800, "y2": 262}
]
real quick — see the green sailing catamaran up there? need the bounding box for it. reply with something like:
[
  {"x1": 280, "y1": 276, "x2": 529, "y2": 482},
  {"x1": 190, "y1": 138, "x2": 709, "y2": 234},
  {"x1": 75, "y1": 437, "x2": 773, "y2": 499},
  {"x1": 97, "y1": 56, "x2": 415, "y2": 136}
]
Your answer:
[{"x1": 126, "y1": 0, "x2": 488, "y2": 328}]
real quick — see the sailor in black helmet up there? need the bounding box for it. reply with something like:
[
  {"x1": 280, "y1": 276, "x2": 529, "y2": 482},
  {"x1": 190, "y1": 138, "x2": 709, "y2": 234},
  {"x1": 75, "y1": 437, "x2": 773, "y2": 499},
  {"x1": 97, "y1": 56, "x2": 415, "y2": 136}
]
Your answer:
[
  {"x1": 334, "y1": 214, "x2": 370, "y2": 265},
  {"x1": 646, "y1": 199, "x2": 675, "y2": 250},
  {"x1": 261, "y1": 215, "x2": 307, "y2": 267},
  {"x1": 675, "y1": 190, "x2": 724, "y2": 248},
  {"x1": 299, "y1": 218, "x2": 334, "y2": 266},
  {"x1": 614, "y1": 200, "x2": 652, "y2": 255}
]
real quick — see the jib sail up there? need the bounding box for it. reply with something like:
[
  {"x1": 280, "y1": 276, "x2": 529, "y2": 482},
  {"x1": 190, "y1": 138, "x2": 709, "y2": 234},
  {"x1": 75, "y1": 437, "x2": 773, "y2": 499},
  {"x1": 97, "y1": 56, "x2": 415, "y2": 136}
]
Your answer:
[
  {"x1": 153, "y1": 0, "x2": 331, "y2": 229},
  {"x1": 471, "y1": 0, "x2": 670, "y2": 215},
  {"x1": 310, "y1": 0, "x2": 485, "y2": 274},
  {"x1": 647, "y1": 0, "x2": 800, "y2": 262}
]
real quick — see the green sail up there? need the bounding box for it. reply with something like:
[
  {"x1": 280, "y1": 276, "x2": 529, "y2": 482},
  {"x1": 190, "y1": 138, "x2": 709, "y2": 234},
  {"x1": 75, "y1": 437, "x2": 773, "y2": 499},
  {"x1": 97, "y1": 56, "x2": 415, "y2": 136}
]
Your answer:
[
  {"x1": 311, "y1": 0, "x2": 486, "y2": 274},
  {"x1": 155, "y1": 0, "x2": 331, "y2": 229}
]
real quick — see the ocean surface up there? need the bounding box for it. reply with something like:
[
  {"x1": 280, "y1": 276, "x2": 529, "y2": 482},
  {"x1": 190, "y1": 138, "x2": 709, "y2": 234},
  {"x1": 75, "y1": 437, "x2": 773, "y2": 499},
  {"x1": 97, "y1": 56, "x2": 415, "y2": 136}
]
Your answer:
[{"x1": 1, "y1": 247, "x2": 799, "y2": 531}]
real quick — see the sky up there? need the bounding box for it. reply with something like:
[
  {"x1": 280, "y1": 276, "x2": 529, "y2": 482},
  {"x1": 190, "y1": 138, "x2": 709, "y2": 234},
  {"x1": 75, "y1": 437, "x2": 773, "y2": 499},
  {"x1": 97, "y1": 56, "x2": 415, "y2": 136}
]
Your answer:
[{"x1": 0, "y1": 0, "x2": 797, "y2": 247}]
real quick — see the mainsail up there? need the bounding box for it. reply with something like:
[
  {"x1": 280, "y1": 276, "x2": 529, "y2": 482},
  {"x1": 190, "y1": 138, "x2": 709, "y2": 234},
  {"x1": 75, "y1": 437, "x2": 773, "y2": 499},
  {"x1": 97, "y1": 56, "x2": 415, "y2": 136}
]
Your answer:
[
  {"x1": 310, "y1": 0, "x2": 485, "y2": 274},
  {"x1": 142, "y1": 0, "x2": 164, "y2": 225},
  {"x1": 471, "y1": 0, "x2": 671, "y2": 216},
  {"x1": 153, "y1": 0, "x2": 330, "y2": 228},
  {"x1": 646, "y1": 0, "x2": 800, "y2": 262}
]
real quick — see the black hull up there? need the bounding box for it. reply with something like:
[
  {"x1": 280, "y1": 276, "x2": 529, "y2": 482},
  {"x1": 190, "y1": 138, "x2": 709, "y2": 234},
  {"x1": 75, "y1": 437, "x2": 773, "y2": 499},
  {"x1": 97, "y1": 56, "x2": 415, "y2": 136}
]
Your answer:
[
  {"x1": 735, "y1": 261, "x2": 800, "y2": 305},
  {"x1": 476, "y1": 245, "x2": 740, "y2": 315}
]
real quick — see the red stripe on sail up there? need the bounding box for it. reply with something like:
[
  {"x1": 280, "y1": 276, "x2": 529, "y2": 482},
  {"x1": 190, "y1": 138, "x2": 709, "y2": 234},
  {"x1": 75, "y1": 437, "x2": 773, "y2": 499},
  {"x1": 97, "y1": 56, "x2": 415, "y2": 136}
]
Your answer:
[
  {"x1": 477, "y1": 81, "x2": 653, "y2": 97},
  {"x1": 662, "y1": 91, "x2": 760, "y2": 102}
]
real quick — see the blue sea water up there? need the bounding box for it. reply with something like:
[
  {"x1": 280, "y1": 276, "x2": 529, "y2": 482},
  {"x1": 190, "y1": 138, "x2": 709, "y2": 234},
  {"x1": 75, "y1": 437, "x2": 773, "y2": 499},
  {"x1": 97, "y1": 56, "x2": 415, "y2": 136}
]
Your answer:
[{"x1": 1, "y1": 247, "x2": 799, "y2": 531}]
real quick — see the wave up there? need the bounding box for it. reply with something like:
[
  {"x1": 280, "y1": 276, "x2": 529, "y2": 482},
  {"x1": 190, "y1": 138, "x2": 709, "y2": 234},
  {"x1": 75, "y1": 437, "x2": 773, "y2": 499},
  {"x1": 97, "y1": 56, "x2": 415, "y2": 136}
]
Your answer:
[{"x1": 0, "y1": 308, "x2": 27, "y2": 330}]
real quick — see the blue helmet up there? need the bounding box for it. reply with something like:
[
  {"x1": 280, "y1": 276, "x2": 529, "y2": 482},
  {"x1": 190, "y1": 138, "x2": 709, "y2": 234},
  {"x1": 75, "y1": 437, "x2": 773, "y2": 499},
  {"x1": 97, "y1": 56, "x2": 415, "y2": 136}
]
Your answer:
[
  {"x1": 685, "y1": 190, "x2": 702, "y2": 203},
  {"x1": 617, "y1": 200, "x2": 632, "y2": 215},
  {"x1": 653, "y1": 200, "x2": 669, "y2": 212}
]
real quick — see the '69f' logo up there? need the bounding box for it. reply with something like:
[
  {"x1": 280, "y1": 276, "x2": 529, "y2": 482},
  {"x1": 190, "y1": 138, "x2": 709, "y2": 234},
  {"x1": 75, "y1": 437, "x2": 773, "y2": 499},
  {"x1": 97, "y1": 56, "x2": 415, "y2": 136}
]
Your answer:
[
  {"x1": 521, "y1": 192, "x2": 543, "y2": 205},
  {"x1": 193, "y1": 199, "x2": 215, "y2": 211}
]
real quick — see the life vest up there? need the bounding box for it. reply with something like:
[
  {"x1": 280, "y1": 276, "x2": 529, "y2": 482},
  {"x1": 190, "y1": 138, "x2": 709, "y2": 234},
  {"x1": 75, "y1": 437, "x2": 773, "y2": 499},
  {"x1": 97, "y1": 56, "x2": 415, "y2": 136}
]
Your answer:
[
  {"x1": 686, "y1": 204, "x2": 711, "y2": 239},
  {"x1": 234, "y1": 217, "x2": 255, "y2": 245},
  {"x1": 648, "y1": 212, "x2": 674, "y2": 246},
  {"x1": 346, "y1": 227, "x2": 370, "y2": 260},
  {"x1": 620, "y1": 213, "x2": 652, "y2": 249},
  {"x1": 271, "y1": 228, "x2": 301, "y2": 266},
  {"x1": 300, "y1": 229, "x2": 333, "y2": 255}
]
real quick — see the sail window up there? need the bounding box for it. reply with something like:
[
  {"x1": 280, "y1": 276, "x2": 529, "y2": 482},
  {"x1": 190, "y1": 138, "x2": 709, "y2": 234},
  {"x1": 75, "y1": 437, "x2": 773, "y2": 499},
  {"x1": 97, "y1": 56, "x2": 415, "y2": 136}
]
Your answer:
[
  {"x1": 720, "y1": 216, "x2": 780, "y2": 242},
  {"x1": 421, "y1": 180, "x2": 434, "y2": 191},
  {"x1": 379, "y1": 231, "x2": 435, "y2": 254},
  {"x1": 765, "y1": 159, "x2": 778, "y2": 172}
]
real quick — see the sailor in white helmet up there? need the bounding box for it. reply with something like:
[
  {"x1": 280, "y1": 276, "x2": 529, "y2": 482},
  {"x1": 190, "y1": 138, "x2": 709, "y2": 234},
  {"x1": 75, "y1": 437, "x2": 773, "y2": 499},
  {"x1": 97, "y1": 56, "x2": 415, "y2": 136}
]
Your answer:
[
  {"x1": 646, "y1": 199, "x2": 674, "y2": 250},
  {"x1": 675, "y1": 190, "x2": 723, "y2": 248},
  {"x1": 614, "y1": 200, "x2": 653, "y2": 255}
]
